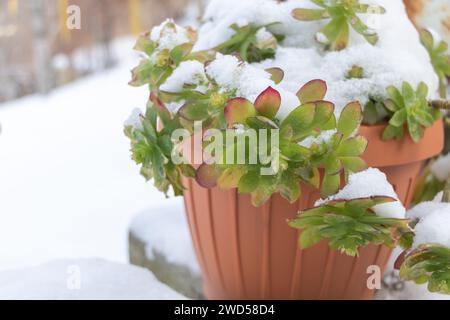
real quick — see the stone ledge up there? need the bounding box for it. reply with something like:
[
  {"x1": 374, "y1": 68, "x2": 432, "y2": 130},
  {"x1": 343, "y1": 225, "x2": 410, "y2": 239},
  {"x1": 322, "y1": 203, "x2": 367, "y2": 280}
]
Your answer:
[{"x1": 128, "y1": 215, "x2": 204, "y2": 299}]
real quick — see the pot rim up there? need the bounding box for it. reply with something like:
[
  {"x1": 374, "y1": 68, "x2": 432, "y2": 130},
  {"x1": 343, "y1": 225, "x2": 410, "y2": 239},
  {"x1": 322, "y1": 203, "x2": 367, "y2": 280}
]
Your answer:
[
  {"x1": 360, "y1": 119, "x2": 444, "y2": 167},
  {"x1": 179, "y1": 120, "x2": 444, "y2": 169}
]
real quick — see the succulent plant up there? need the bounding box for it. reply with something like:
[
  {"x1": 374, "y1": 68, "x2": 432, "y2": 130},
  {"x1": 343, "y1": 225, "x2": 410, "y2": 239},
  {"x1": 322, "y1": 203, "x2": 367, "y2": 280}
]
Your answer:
[
  {"x1": 289, "y1": 197, "x2": 413, "y2": 257},
  {"x1": 129, "y1": 22, "x2": 202, "y2": 92},
  {"x1": 346, "y1": 65, "x2": 364, "y2": 79},
  {"x1": 412, "y1": 166, "x2": 446, "y2": 205},
  {"x1": 292, "y1": 0, "x2": 386, "y2": 51},
  {"x1": 399, "y1": 244, "x2": 450, "y2": 294},
  {"x1": 124, "y1": 98, "x2": 194, "y2": 196},
  {"x1": 382, "y1": 82, "x2": 441, "y2": 143},
  {"x1": 420, "y1": 29, "x2": 450, "y2": 99},
  {"x1": 194, "y1": 80, "x2": 368, "y2": 206},
  {"x1": 165, "y1": 85, "x2": 235, "y2": 131},
  {"x1": 215, "y1": 23, "x2": 283, "y2": 63},
  {"x1": 362, "y1": 97, "x2": 389, "y2": 125}
]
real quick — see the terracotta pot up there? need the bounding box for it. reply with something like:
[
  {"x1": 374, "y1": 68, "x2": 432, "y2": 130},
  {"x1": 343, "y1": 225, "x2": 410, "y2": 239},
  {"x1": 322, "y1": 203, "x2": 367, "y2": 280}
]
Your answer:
[{"x1": 182, "y1": 121, "x2": 444, "y2": 300}]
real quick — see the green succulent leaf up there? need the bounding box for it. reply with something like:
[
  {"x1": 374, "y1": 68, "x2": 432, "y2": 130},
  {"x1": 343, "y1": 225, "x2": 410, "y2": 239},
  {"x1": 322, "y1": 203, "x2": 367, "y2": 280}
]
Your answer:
[
  {"x1": 382, "y1": 124, "x2": 404, "y2": 141},
  {"x1": 313, "y1": 101, "x2": 335, "y2": 127},
  {"x1": 420, "y1": 29, "x2": 450, "y2": 98},
  {"x1": 337, "y1": 101, "x2": 362, "y2": 138},
  {"x1": 125, "y1": 101, "x2": 186, "y2": 196},
  {"x1": 133, "y1": 32, "x2": 156, "y2": 56},
  {"x1": 254, "y1": 86, "x2": 281, "y2": 119},
  {"x1": 128, "y1": 24, "x2": 198, "y2": 92},
  {"x1": 281, "y1": 103, "x2": 317, "y2": 140},
  {"x1": 412, "y1": 166, "x2": 446, "y2": 205},
  {"x1": 389, "y1": 108, "x2": 407, "y2": 127},
  {"x1": 346, "y1": 65, "x2": 364, "y2": 79},
  {"x1": 238, "y1": 170, "x2": 260, "y2": 194},
  {"x1": 292, "y1": 8, "x2": 329, "y2": 21},
  {"x1": 349, "y1": 14, "x2": 378, "y2": 45},
  {"x1": 250, "y1": 176, "x2": 277, "y2": 207},
  {"x1": 265, "y1": 67, "x2": 285, "y2": 84},
  {"x1": 382, "y1": 82, "x2": 441, "y2": 143},
  {"x1": 335, "y1": 136, "x2": 368, "y2": 157},
  {"x1": 321, "y1": 172, "x2": 341, "y2": 198},
  {"x1": 129, "y1": 59, "x2": 153, "y2": 87},
  {"x1": 292, "y1": 0, "x2": 385, "y2": 51},
  {"x1": 215, "y1": 23, "x2": 280, "y2": 63},
  {"x1": 217, "y1": 167, "x2": 246, "y2": 190},
  {"x1": 340, "y1": 157, "x2": 367, "y2": 173},
  {"x1": 279, "y1": 170, "x2": 301, "y2": 203},
  {"x1": 297, "y1": 79, "x2": 328, "y2": 104},
  {"x1": 178, "y1": 101, "x2": 210, "y2": 121},
  {"x1": 289, "y1": 197, "x2": 413, "y2": 257},
  {"x1": 170, "y1": 43, "x2": 194, "y2": 64},
  {"x1": 224, "y1": 98, "x2": 257, "y2": 126},
  {"x1": 363, "y1": 99, "x2": 389, "y2": 125},
  {"x1": 399, "y1": 244, "x2": 450, "y2": 295}
]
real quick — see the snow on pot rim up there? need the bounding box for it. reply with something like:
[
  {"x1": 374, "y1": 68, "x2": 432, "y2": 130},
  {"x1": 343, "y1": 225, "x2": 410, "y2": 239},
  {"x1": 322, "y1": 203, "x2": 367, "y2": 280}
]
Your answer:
[
  {"x1": 316, "y1": 168, "x2": 406, "y2": 219},
  {"x1": 159, "y1": 0, "x2": 440, "y2": 120},
  {"x1": 430, "y1": 152, "x2": 450, "y2": 182},
  {"x1": 407, "y1": 200, "x2": 450, "y2": 249}
]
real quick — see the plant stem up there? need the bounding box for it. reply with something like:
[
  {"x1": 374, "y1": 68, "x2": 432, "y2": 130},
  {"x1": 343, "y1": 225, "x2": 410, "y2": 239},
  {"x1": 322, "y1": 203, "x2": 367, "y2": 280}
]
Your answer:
[
  {"x1": 442, "y1": 178, "x2": 450, "y2": 203},
  {"x1": 429, "y1": 99, "x2": 450, "y2": 110}
]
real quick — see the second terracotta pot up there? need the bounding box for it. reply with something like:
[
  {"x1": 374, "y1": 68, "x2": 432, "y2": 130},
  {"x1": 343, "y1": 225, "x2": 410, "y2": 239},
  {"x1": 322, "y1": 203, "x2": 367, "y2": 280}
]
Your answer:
[{"x1": 183, "y1": 121, "x2": 444, "y2": 300}]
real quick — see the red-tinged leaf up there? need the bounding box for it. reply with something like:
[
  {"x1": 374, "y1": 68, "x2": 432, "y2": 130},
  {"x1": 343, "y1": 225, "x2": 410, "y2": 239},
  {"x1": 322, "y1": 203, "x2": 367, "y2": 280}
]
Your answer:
[
  {"x1": 308, "y1": 167, "x2": 321, "y2": 189},
  {"x1": 394, "y1": 250, "x2": 408, "y2": 270},
  {"x1": 170, "y1": 43, "x2": 193, "y2": 63},
  {"x1": 217, "y1": 167, "x2": 245, "y2": 190},
  {"x1": 297, "y1": 79, "x2": 327, "y2": 104},
  {"x1": 254, "y1": 86, "x2": 281, "y2": 119},
  {"x1": 195, "y1": 164, "x2": 222, "y2": 189},
  {"x1": 150, "y1": 92, "x2": 172, "y2": 123},
  {"x1": 265, "y1": 67, "x2": 284, "y2": 84},
  {"x1": 420, "y1": 29, "x2": 434, "y2": 51},
  {"x1": 224, "y1": 98, "x2": 257, "y2": 125},
  {"x1": 333, "y1": 19, "x2": 350, "y2": 51},
  {"x1": 133, "y1": 32, "x2": 155, "y2": 54},
  {"x1": 313, "y1": 100, "x2": 335, "y2": 127},
  {"x1": 340, "y1": 157, "x2": 367, "y2": 173},
  {"x1": 292, "y1": 8, "x2": 329, "y2": 21},
  {"x1": 337, "y1": 101, "x2": 362, "y2": 138},
  {"x1": 384, "y1": 99, "x2": 397, "y2": 112}
]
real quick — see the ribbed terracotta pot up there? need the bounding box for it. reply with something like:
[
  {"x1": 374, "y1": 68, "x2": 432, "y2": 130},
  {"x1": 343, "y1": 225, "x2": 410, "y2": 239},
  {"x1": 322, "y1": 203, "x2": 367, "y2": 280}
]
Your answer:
[{"x1": 182, "y1": 121, "x2": 444, "y2": 300}]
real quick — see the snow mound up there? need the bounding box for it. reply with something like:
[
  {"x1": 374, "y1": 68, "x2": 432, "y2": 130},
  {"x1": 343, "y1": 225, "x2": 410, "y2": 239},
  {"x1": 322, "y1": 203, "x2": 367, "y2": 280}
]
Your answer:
[
  {"x1": 130, "y1": 199, "x2": 200, "y2": 275},
  {"x1": 316, "y1": 168, "x2": 406, "y2": 219},
  {"x1": 192, "y1": 0, "x2": 438, "y2": 118},
  {"x1": 160, "y1": 53, "x2": 300, "y2": 116},
  {"x1": 124, "y1": 108, "x2": 143, "y2": 130},
  {"x1": 195, "y1": 0, "x2": 323, "y2": 51},
  {"x1": 299, "y1": 129, "x2": 337, "y2": 148},
  {"x1": 0, "y1": 259, "x2": 186, "y2": 300},
  {"x1": 150, "y1": 19, "x2": 191, "y2": 51},
  {"x1": 430, "y1": 153, "x2": 450, "y2": 182},
  {"x1": 160, "y1": 60, "x2": 207, "y2": 93},
  {"x1": 408, "y1": 202, "x2": 450, "y2": 248}
]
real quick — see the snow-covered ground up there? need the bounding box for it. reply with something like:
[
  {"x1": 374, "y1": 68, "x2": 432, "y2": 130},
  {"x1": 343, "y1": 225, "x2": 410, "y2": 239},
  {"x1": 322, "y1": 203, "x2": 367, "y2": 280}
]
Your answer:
[
  {"x1": 0, "y1": 38, "x2": 170, "y2": 271},
  {"x1": 0, "y1": 258, "x2": 186, "y2": 300},
  {"x1": 131, "y1": 198, "x2": 200, "y2": 276}
]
